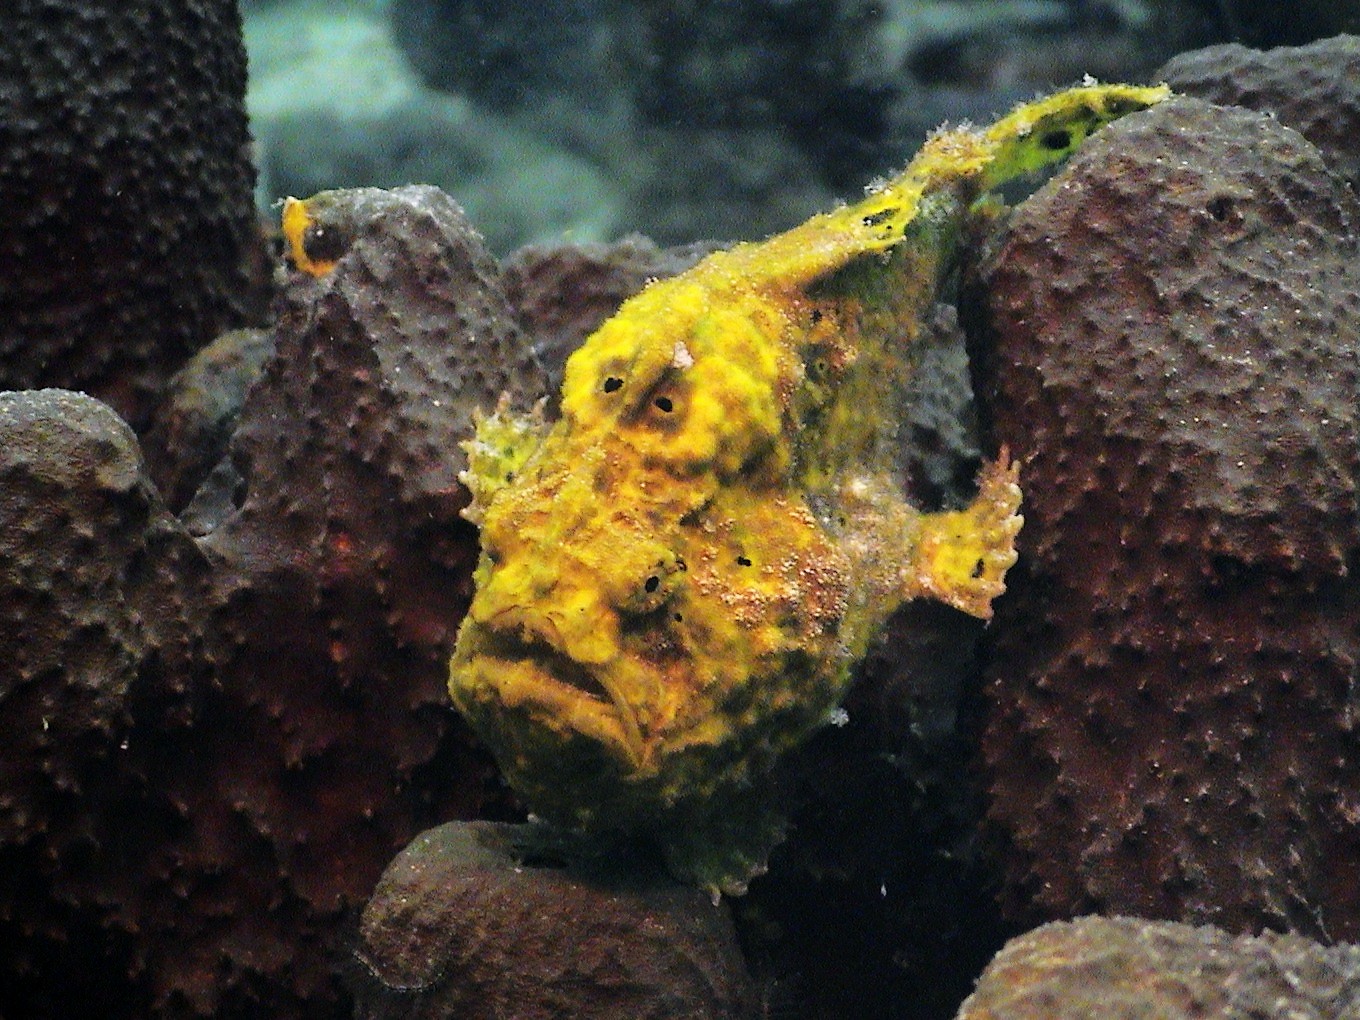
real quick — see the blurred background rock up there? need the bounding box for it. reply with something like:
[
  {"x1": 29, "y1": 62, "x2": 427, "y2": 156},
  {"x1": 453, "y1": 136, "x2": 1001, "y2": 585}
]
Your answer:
[{"x1": 243, "y1": 0, "x2": 1360, "y2": 254}]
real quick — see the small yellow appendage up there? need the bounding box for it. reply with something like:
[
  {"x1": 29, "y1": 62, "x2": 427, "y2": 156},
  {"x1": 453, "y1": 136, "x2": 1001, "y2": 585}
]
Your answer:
[
  {"x1": 908, "y1": 451, "x2": 1023, "y2": 620},
  {"x1": 458, "y1": 395, "x2": 548, "y2": 526}
]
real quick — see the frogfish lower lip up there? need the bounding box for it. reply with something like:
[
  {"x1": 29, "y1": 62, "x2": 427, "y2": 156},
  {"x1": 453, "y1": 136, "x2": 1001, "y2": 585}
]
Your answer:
[{"x1": 465, "y1": 618, "x2": 646, "y2": 769}]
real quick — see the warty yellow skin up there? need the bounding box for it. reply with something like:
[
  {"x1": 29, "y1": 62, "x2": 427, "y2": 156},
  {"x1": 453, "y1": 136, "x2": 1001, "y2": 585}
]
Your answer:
[{"x1": 449, "y1": 83, "x2": 1171, "y2": 896}]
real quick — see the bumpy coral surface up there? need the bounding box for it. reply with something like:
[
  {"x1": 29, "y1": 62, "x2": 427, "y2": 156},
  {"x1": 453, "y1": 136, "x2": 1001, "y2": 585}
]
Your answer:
[
  {"x1": 0, "y1": 0, "x2": 268, "y2": 431},
  {"x1": 142, "y1": 327, "x2": 276, "y2": 514},
  {"x1": 956, "y1": 916, "x2": 1360, "y2": 1019},
  {"x1": 0, "y1": 390, "x2": 210, "y2": 1018},
  {"x1": 449, "y1": 83, "x2": 1168, "y2": 896},
  {"x1": 0, "y1": 187, "x2": 544, "y2": 1018},
  {"x1": 352, "y1": 821, "x2": 757, "y2": 1020},
  {"x1": 968, "y1": 96, "x2": 1360, "y2": 937},
  {"x1": 0, "y1": 392, "x2": 202, "y2": 854},
  {"x1": 1159, "y1": 34, "x2": 1360, "y2": 191}
]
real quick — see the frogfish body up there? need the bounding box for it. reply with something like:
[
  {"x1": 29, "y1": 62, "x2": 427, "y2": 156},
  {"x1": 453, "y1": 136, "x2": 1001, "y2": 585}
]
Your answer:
[{"x1": 449, "y1": 83, "x2": 1170, "y2": 895}]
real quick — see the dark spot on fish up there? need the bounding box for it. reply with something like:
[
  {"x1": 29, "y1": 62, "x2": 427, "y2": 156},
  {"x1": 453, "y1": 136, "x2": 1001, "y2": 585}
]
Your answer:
[
  {"x1": 603, "y1": 376, "x2": 623, "y2": 393},
  {"x1": 654, "y1": 396, "x2": 674, "y2": 413},
  {"x1": 645, "y1": 575, "x2": 660, "y2": 593},
  {"x1": 1040, "y1": 130, "x2": 1071, "y2": 152}
]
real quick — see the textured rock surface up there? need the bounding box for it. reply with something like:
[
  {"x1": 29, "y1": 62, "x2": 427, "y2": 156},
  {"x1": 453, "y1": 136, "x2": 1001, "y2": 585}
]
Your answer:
[
  {"x1": 172, "y1": 185, "x2": 546, "y2": 1015},
  {"x1": 352, "y1": 821, "x2": 757, "y2": 1020},
  {"x1": 0, "y1": 0, "x2": 268, "y2": 431},
  {"x1": 1160, "y1": 34, "x2": 1360, "y2": 191},
  {"x1": 141, "y1": 328, "x2": 276, "y2": 513},
  {"x1": 956, "y1": 916, "x2": 1360, "y2": 1019},
  {"x1": 0, "y1": 391, "x2": 207, "y2": 1018},
  {"x1": 967, "y1": 97, "x2": 1360, "y2": 937},
  {"x1": 0, "y1": 389, "x2": 202, "y2": 855},
  {"x1": 220, "y1": 185, "x2": 543, "y2": 532},
  {"x1": 894, "y1": 304, "x2": 984, "y2": 512},
  {"x1": 0, "y1": 187, "x2": 545, "y2": 1018}
]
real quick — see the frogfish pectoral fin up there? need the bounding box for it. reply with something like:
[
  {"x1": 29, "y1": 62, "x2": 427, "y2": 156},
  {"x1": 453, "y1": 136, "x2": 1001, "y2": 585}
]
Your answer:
[{"x1": 905, "y1": 449, "x2": 1023, "y2": 620}]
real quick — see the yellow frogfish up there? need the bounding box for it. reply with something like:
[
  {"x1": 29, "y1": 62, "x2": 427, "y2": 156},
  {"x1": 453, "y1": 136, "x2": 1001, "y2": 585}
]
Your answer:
[{"x1": 449, "y1": 83, "x2": 1170, "y2": 896}]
